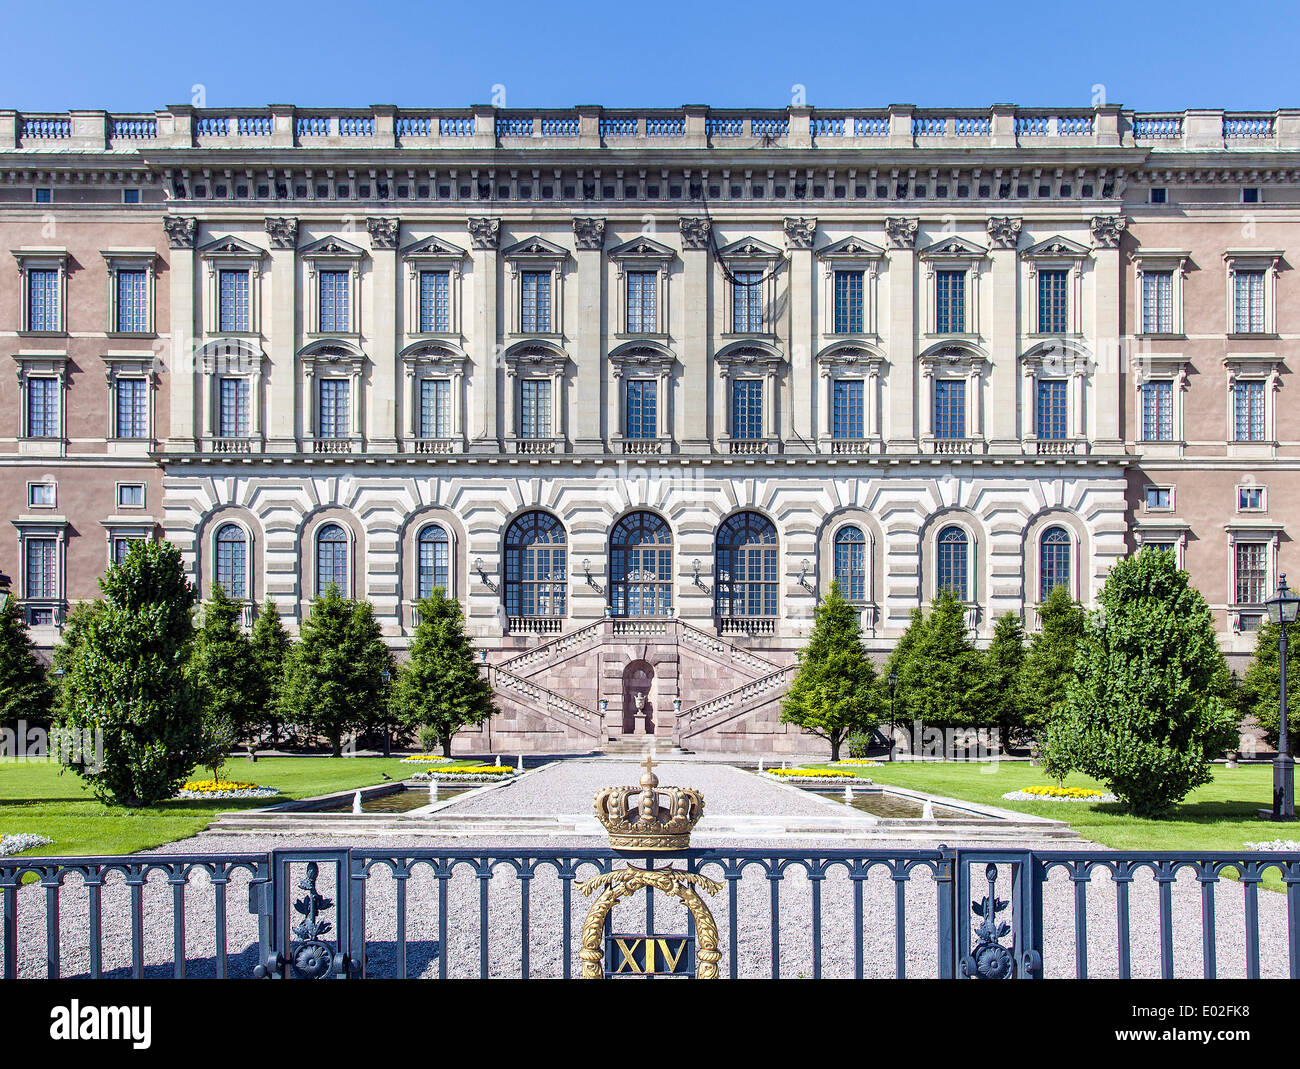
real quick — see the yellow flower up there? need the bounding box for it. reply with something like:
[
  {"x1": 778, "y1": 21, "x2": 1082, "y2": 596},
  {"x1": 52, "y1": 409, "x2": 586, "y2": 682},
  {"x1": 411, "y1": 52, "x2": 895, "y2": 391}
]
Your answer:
[
  {"x1": 1022, "y1": 785, "x2": 1103, "y2": 799},
  {"x1": 765, "y1": 768, "x2": 857, "y2": 779}
]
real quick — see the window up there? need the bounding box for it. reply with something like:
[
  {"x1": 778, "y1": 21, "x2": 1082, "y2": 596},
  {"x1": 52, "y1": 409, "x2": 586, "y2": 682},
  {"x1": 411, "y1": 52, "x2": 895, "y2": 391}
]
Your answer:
[
  {"x1": 416, "y1": 525, "x2": 450, "y2": 599},
  {"x1": 833, "y1": 526, "x2": 867, "y2": 602},
  {"x1": 218, "y1": 378, "x2": 250, "y2": 439},
  {"x1": 27, "y1": 269, "x2": 60, "y2": 331},
  {"x1": 832, "y1": 380, "x2": 865, "y2": 439},
  {"x1": 1036, "y1": 380, "x2": 1068, "y2": 440},
  {"x1": 1150, "y1": 188, "x2": 1167, "y2": 204},
  {"x1": 520, "y1": 271, "x2": 552, "y2": 332},
  {"x1": 732, "y1": 379, "x2": 764, "y2": 440},
  {"x1": 1233, "y1": 380, "x2": 1266, "y2": 441},
  {"x1": 1039, "y1": 527, "x2": 1071, "y2": 601},
  {"x1": 34, "y1": 188, "x2": 51, "y2": 204},
  {"x1": 1233, "y1": 270, "x2": 1266, "y2": 333},
  {"x1": 520, "y1": 380, "x2": 552, "y2": 439},
  {"x1": 935, "y1": 271, "x2": 965, "y2": 333},
  {"x1": 609, "y1": 511, "x2": 673, "y2": 617},
  {"x1": 25, "y1": 539, "x2": 57, "y2": 599},
  {"x1": 123, "y1": 189, "x2": 140, "y2": 204},
  {"x1": 1239, "y1": 486, "x2": 1265, "y2": 511},
  {"x1": 218, "y1": 270, "x2": 250, "y2": 332},
  {"x1": 318, "y1": 380, "x2": 350, "y2": 439},
  {"x1": 625, "y1": 380, "x2": 657, "y2": 439},
  {"x1": 715, "y1": 512, "x2": 778, "y2": 618},
  {"x1": 1145, "y1": 486, "x2": 1172, "y2": 510},
  {"x1": 833, "y1": 271, "x2": 864, "y2": 333},
  {"x1": 1142, "y1": 271, "x2": 1173, "y2": 333},
  {"x1": 28, "y1": 483, "x2": 55, "y2": 507},
  {"x1": 626, "y1": 271, "x2": 658, "y2": 333},
  {"x1": 112, "y1": 537, "x2": 142, "y2": 565},
  {"x1": 1235, "y1": 542, "x2": 1268, "y2": 605},
  {"x1": 318, "y1": 271, "x2": 350, "y2": 333},
  {"x1": 315, "y1": 524, "x2": 349, "y2": 595},
  {"x1": 933, "y1": 380, "x2": 966, "y2": 439},
  {"x1": 214, "y1": 524, "x2": 247, "y2": 599},
  {"x1": 936, "y1": 526, "x2": 969, "y2": 601},
  {"x1": 115, "y1": 270, "x2": 149, "y2": 333},
  {"x1": 1243, "y1": 187, "x2": 1260, "y2": 204},
  {"x1": 419, "y1": 271, "x2": 451, "y2": 332},
  {"x1": 26, "y1": 378, "x2": 59, "y2": 438},
  {"x1": 1037, "y1": 270, "x2": 1068, "y2": 334},
  {"x1": 503, "y1": 512, "x2": 567, "y2": 619},
  {"x1": 419, "y1": 378, "x2": 452, "y2": 439},
  {"x1": 1141, "y1": 381, "x2": 1173, "y2": 441},
  {"x1": 114, "y1": 378, "x2": 149, "y2": 439},
  {"x1": 117, "y1": 483, "x2": 144, "y2": 508},
  {"x1": 731, "y1": 271, "x2": 763, "y2": 332}
]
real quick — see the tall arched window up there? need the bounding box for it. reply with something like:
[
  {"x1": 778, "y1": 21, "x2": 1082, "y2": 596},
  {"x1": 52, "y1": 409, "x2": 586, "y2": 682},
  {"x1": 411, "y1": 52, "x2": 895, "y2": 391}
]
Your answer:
[
  {"x1": 214, "y1": 523, "x2": 247, "y2": 599},
  {"x1": 316, "y1": 523, "x2": 349, "y2": 595},
  {"x1": 833, "y1": 525, "x2": 867, "y2": 602},
  {"x1": 504, "y1": 511, "x2": 567, "y2": 618},
  {"x1": 1040, "y1": 526, "x2": 1071, "y2": 601},
  {"x1": 417, "y1": 524, "x2": 450, "y2": 600},
  {"x1": 716, "y1": 511, "x2": 778, "y2": 618},
  {"x1": 936, "y1": 526, "x2": 969, "y2": 601},
  {"x1": 609, "y1": 512, "x2": 673, "y2": 617}
]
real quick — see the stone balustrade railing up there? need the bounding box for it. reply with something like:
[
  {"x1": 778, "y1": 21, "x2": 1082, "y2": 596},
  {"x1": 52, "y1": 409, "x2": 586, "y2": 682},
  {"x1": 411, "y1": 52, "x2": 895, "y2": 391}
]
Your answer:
[{"x1": 5, "y1": 106, "x2": 1300, "y2": 154}]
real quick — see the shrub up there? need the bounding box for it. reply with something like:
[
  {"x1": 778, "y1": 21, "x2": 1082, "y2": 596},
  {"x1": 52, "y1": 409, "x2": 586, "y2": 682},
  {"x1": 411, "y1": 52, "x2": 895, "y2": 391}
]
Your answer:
[
  {"x1": 885, "y1": 591, "x2": 982, "y2": 730},
  {"x1": 0, "y1": 597, "x2": 54, "y2": 729}
]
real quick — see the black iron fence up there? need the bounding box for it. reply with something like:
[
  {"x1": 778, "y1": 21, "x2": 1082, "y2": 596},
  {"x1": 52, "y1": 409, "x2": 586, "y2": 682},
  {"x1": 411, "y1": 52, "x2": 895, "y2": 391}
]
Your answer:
[{"x1": 3, "y1": 847, "x2": 1298, "y2": 979}]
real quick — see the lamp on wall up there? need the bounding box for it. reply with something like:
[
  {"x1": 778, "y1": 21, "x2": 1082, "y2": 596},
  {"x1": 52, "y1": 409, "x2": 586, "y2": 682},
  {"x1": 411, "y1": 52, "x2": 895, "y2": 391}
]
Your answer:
[
  {"x1": 797, "y1": 560, "x2": 814, "y2": 592},
  {"x1": 578, "y1": 558, "x2": 603, "y2": 595},
  {"x1": 473, "y1": 557, "x2": 498, "y2": 593},
  {"x1": 692, "y1": 559, "x2": 712, "y2": 596}
]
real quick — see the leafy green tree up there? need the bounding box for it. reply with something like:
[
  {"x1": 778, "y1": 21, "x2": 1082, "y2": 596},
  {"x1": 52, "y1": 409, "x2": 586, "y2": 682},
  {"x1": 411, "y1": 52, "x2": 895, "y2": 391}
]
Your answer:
[
  {"x1": 50, "y1": 600, "x2": 101, "y2": 723},
  {"x1": 971, "y1": 612, "x2": 1027, "y2": 751},
  {"x1": 393, "y1": 589, "x2": 496, "y2": 757},
  {"x1": 190, "y1": 585, "x2": 259, "y2": 774},
  {"x1": 1021, "y1": 584, "x2": 1086, "y2": 733},
  {"x1": 278, "y1": 587, "x2": 394, "y2": 757},
  {"x1": 57, "y1": 541, "x2": 204, "y2": 807},
  {"x1": 0, "y1": 598, "x2": 54, "y2": 729},
  {"x1": 1052, "y1": 548, "x2": 1239, "y2": 817},
  {"x1": 248, "y1": 600, "x2": 292, "y2": 747},
  {"x1": 1237, "y1": 620, "x2": 1298, "y2": 747},
  {"x1": 885, "y1": 591, "x2": 982, "y2": 730},
  {"x1": 780, "y1": 582, "x2": 883, "y2": 761}
]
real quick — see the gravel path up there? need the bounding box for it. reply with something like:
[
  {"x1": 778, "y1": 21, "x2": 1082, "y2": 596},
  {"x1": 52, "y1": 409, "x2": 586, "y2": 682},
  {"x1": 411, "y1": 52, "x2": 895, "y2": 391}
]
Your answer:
[{"x1": 3, "y1": 758, "x2": 1296, "y2": 980}]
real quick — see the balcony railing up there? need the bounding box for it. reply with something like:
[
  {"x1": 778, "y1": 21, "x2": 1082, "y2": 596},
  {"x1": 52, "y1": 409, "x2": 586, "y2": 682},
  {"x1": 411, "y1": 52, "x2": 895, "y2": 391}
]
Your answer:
[
  {"x1": 507, "y1": 616, "x2": 565, "y2": 636},
  {"x1": 717, "y1": 616, "x2": 777, "y2": 637},
  {"x1": 727, "y1": 438, "x2": 776, "y2": 456},
  {"x1": 309, "y1": 436, "x2": 356, "y2": 455},
  {"x1": 514, "y1": 438, "x2": 562, "y2": 455},
  {"x1": 412, "y1": 437, "x2": 460, "y2": 455},
  {"x1": 620, "y1": 437, "x2": 669, "y2": 455},
  {"x1": 205, "y1": 435, "x2": 256, "y2": 454}
]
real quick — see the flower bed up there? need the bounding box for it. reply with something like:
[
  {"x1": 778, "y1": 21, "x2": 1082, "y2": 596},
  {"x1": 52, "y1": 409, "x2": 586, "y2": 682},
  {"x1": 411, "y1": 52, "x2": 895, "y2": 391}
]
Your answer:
[
  {"x1": 408, "y1": 765, "x2": 517, "y2": 783},
  {"x1": 764, "y1": 767, "x2": 858, "y2": 779},
  {"x1": 399, "y1": 754, "x2": 453, "y2": 764},
  {"x1": 174, "y1": 779, "x2": 283, "y2": 800},
  {"x1": 0, "y1": 833, "x2": 52, "y2": 857},
  {"x1": 831, "y1": 759, "x2": 883, "y2": 768},
  {"x1": 1244, "y1": 839, "x2": 1300, "y2": 852},
  {"x1": 1002, "y1": 785, "x2": 1115, "y2": 803}
]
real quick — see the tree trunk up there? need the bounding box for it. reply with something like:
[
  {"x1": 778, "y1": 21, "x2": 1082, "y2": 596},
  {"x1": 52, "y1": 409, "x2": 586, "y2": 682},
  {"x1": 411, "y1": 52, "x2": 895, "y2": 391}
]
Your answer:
[
  {"x1": 441, "y1": 733, "x2": 452, "y2": 758},
  {"x1": 829, "y1": 736, "x2": 841, "y2": 762}
]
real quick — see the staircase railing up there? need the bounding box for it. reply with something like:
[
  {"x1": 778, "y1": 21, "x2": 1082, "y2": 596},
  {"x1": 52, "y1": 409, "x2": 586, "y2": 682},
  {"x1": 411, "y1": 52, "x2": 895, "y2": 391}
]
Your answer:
[{"x1": 678, "y1": 665, "x2": 796, "y2": 738}]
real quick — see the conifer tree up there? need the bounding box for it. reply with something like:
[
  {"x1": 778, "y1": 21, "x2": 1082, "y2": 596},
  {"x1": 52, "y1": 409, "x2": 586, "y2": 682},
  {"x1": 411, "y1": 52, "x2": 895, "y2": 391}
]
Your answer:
[{"x1": 0, "y1": 598, "x2": 54, "y2": 729}]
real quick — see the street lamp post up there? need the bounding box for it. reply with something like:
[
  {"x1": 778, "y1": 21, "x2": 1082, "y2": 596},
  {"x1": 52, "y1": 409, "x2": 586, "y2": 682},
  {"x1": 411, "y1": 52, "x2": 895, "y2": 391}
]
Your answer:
[
  {"x1": 888, "y1": 669, "x2": 898, "y2": 762},
  {"x1": 1263, "y1": 574, "x2": 1299, "y2": 821},
  {"x1": 380, "y1": 668, "x2": 392, "y2": 759}
]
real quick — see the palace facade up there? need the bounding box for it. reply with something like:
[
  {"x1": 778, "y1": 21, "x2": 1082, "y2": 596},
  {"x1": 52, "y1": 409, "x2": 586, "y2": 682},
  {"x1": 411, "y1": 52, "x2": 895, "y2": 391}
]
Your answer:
[{"x1": 2, "y1": 104, "x2": 1296, "y2": 753}]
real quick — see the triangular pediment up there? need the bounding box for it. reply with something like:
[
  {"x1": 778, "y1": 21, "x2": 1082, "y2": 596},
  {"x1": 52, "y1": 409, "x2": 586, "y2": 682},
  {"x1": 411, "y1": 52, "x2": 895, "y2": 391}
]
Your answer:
[
  {"x1": 299, "y1": 235, "x2": 367, "y2": 258},
  {"x1": 502, "y1": 235, "x2": 569, "y2": 260},
  {"x1": 716, "y1": 236, "x2": 783, "y2": 260},
  {"x1": 920, "y1": 235, "x2": 988, "y2": 259},
  {"x1": 199, "y1": 235, "x2": 265, "y2": 257},
  {"x1": 608, "y1": 235, "x2": 676, "y2": 261},
  {"x1": 400, "y1": 235, "x2": 468, "y2": 260},
  {"x1": 1021, "y1": 234, "x2": 1091, "y2": 260},
  {"x1": 817, "y1": 235, "x2": 885, "y2": 259}
]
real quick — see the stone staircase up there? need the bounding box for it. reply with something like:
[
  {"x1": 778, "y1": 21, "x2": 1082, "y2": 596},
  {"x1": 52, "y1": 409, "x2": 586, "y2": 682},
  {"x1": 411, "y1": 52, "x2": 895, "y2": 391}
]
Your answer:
[
  {"x1": 677, "y1": 665, "x2": 798, "y2": 742},
  {"x1": 486, "y1": 665, "x2": 600, "y2": 740}
]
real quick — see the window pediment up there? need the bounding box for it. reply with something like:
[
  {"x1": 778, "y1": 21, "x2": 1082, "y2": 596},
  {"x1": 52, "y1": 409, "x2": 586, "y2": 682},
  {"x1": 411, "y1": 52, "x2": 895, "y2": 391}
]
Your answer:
[
  {"x1": 817, "y1": 236, "x2": 885, "y2": 264},
  {"x1": 401, "y1": 236, "x2": 468, "y2": 263},
  {"x1": 199, "y1": 337, "x2": 265, "y2": 375},
  {"x1": 716, "y1": 236, "x2": 783, "y2": 264},
  {"x1": 300, "y1": 235, "x2": 367, "y2": 260},
  {"x1": 1131, "y1": 248, "x2": 1190, "y2": 274},
  {"x1": 919, "y1": 236, "x2": 988, "y2": 262},
  {"x1": 11, "y1": 247, "x2": 68, "y2": 271},
  {"x1": 12, "y1": 350, "x2": 68, "y2": 381},
  {"x1": 715, "y1": 340, "x2": 784, "y2": 372},
  {"x1": 609, "y1": 341, "x2": 675, "y2": 378},
  {"x1": 503, "y1": 340, "x2": 568, "y2": 375},
  {"x1": 299, "y1": 338, "x2": 366, "y2": 373},
  {"x1": 198, "y1": 236, "x2": 265, "y2": 261},
  {"x1": 1021, "y1": 235, "x2": 1090, "y2": 262},
  {"x1": 919, "y1": 342, "x2": 988, "y2": 374},
  {"x1": 400, "y1": 339, "x2": 468, "y2": 373},
  {"x1": 608, "y1": 236, "x2": 675, "y2": 264},
  {"x1": 817, "y1": 341, "x2": 884, "y2": 376},
  {"x1": 1224, "y1": 249, "x2": 1284, "y2": 273},
  {"x1": 1224, "y1": 352, "x2": 1281, "y2": 385},
  {"x1": 1131, "y1": 352, "x2": 1188, "y2": 388},
  {"x1": 502, "y1": 236, "x2": 569, "y2": 263}
]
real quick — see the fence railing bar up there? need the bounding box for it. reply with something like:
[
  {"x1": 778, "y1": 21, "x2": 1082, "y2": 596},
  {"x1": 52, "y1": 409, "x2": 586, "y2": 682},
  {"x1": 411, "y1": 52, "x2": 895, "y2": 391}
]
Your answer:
[
  {"x1": 395, "y1": 874, "x2": 408, "y2": 980},
  {"x1": 87, "y1": 877, "x2": 103, "y2": 979},
  {"x1": 894, "y1": 874, "x2": 907, "y2": 979},
  {"x1": 1287, "y1": 863, "x2": 1300, "y2": 980},
  {"x1": 129, "y1": 877, "x2": 144, "y2": 979},
  {"x1": 478, "y1": 872, "x2": 490, "y2": 978},
  {"x1": 44, "y1": 879, "x2": 59, "y2": 978},
  {"x1": 1243, "y1": 867, "x2": 1261, "y2": 980},
  {"x1": 1115, "y1": 872, "x2": 1132, "y2": 980},
  {"x1": 519, "y1": 872, "x2": 531, "y2": 980},
  {"x1": 1072, "y1": 869, "x2": 1089, "y2": 979},
  {"x1": 769, "y1": 873, "x2": 781, "y2": 980},
  {"x1": 1, "y1": 883, "x2": 15, "y2": 980},
  {"x1": 1156, "y1": 865, "x2": 1175, "y2": 980},
  {"x1": 727, "y1": 874, "x2": 740, "y2": 980},
  {"x1": 936, "y1": 852, "x2": 955, "y2": 980},
  {"x1": 852, "y1": 874, "x2": 864, "y2": 980},
  {"x1": 437, "y1": 872, "x2": 449, "y2": 980},
  {"x1": 1199, "y1": 872, "x2": 1217, "y2": 980},
  {"x1": 213, "y1": 876, "x2": 228, "y2": 980},
  {"x1": 561, "y1": 870, "x2": 573, "y2": 980},
  {"x1": 810, "y1": 874, "x2": 823, "y2": 980},
  {"x1": 171, "y1": 878, "x2": 187, "y2": 979}
]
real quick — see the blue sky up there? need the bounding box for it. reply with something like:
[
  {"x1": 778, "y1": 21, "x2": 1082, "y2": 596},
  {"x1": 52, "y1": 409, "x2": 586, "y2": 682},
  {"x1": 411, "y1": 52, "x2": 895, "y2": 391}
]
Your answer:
[{"x1": 1, "y1": 0, "x2": 1297, "y2": 112}]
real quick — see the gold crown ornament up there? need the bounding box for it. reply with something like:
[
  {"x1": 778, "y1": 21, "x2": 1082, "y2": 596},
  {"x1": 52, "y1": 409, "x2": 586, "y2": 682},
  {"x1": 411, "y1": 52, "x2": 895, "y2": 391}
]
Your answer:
[{"x1": 592, "y1": 752, "x2": 705, "y2": 851}]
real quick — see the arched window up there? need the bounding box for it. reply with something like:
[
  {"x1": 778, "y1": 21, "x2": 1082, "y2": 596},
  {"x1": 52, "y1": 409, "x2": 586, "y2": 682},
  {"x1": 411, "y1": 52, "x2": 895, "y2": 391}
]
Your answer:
[
  {"x1": 214, "y1": 523, "x2": 247, "y2": 599},
  {"x1": 417, "y1": 524, "x2": 450, "y2": 600},
  {"x1": 936, "y1": 526, "x2": 969, "y2": 601},
  {"x1": 1040, "y1": 526, "x2": 1071, "y2": 601},
  {"x1": 833, "y1": 526, "x2": 867, "y2": 602},
  {"x1": 609, "y1": 512, "x2": 673, "y2": 617},
  {"x1": 504, "y1": 511, "x2": 567, "y2": 618},
  {"x1": 715, "y1": 511, "x2": 778, "y2": 618},
  {"x1": 316, "y1": 523, "x2": 349, "y2": 595}
]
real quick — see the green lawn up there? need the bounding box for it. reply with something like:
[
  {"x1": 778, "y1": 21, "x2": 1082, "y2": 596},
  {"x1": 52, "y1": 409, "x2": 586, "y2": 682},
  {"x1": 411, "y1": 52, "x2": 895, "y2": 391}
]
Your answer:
[
  {"x1": 807, "y1": 760, "x2": 1290, "y2": 855},
  {"x1": 0, "y1": 756, "x2": 443, "y2": 858}
]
